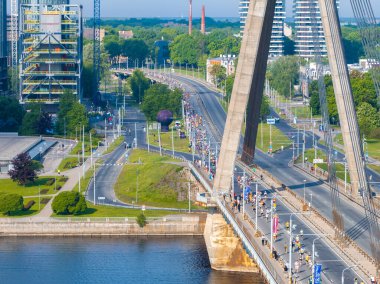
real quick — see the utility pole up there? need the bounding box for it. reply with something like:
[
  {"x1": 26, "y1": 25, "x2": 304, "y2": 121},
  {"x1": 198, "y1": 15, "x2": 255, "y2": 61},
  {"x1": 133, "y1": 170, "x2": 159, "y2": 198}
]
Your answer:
[
  {"x1": 171, "y1": 126, "x2": 175, "y2": 158},
  {"x1": 134, "y1": 122, "x2": 137, "y2": 149},
  {"x1": 147, "y1": 122, "x2": 150, "y2": 152}
]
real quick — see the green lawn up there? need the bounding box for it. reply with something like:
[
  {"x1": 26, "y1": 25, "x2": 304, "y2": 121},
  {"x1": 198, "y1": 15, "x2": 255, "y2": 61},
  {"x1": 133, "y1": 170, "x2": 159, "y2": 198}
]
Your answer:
[
  {"x1": 368, "y1": 164, "x2": 380, "y2": 175},
  {"x1": 57, "y1": 135, "x2": 101, "y2": 172},
  {"x1": 291, "y1": 106, "x2": 312, "y2": 119},
  {"x1": 64, "y1": 204, "x2": 181, "y2": 218},
  {"x1": 147, "y1": 126, "x2": 189, "y2": 153},
  {"x1": 114, "y1": 149, "x2": 198, "y2": 209},
  {"x1": 296, "y1": 149, "x2": 350, "y2": 182},
  {"x1": 0, "y1": 197, "x2": 50, "y2": 218},
  {"x1": 0, "y1": 176, "x2": 67, "y2": 197},
  {"x1": 334, "y1": 133, "x2": 380, "y2": 161},
  {"x1": 256, "y1": 123, "x2": 292, "y2": 153},
  {"x1": 103, "y1": 136, "x2": 125, "y2": 155}
]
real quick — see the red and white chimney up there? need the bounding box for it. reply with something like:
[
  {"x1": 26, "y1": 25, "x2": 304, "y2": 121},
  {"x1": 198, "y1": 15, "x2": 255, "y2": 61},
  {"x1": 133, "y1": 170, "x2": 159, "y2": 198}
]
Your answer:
[
  {"x1": 201, "y1": 5, "x2": 206, "y2": 34},
  {"x1": 189, "y1": 0, "x2": 193, "y2": 35}
]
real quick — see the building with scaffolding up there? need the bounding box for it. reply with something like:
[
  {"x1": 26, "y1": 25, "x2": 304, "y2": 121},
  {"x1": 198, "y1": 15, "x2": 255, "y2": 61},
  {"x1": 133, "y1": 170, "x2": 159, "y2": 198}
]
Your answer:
[
  {"x1": 0, "y1": 0, "x2": 7, "y2": 95},
  {"x1": 19, "y1": 0, "x2": 82, "y2": 105}
]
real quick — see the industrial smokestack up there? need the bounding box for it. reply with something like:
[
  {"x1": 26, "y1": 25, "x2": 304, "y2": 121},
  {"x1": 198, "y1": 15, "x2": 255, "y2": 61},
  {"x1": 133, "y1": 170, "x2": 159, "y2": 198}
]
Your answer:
[
  {"x1": 201, "y1": 5, "x2": 206, "y2": 34},
  {"x1": 189, "y1": 0, "x2": 193, "y2": 35}
]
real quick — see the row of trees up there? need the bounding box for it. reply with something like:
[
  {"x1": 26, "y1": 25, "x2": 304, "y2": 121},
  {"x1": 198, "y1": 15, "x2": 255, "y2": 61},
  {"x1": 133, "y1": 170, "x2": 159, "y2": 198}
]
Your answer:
[{"x1": 309, "y1": 71, "x2": 380, "y2": 137}]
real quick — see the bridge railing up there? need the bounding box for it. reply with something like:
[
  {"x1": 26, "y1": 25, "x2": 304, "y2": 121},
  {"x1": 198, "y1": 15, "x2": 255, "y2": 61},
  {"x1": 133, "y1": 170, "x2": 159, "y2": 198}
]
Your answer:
[{"x1": 187, "y1": 161, "x2": 284, "y2": 284}]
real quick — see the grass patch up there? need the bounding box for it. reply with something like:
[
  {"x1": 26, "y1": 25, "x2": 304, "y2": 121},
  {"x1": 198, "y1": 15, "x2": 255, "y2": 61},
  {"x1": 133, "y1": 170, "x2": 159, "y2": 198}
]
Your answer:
[
  {"x1": 0, "y1": 177, "x2": 66, "y2": 197},
  {"x1": 66, "y1": 204, "x2": 181, "y2": 218},
  {"x1": 368, "y1": 164, "x2": 380, "y2": 175},
  {"x1": 334, "y1": 134, "x2": 380, "y2": 161},
  {"x1": 147, "y1": 125, "x2": 189, "y2": 153},
  {"x1": 0, "y1": 197, "x2": 48, "y2": 217},
  {"x1": 57, "y1": 135, "x2": 101, "y2": 172},
  {"x1": 256, "y1": 123, "x2": 292, "y2": 153},
  {"x1": 114, "y1": 149, "x2": 198, "y2": 209},
  {"x1": 296, "y1": 149, "x2": 350, "y2": 182},
  {"x1": 103, "y1": 136, "x2": 125, "y2": 155}
]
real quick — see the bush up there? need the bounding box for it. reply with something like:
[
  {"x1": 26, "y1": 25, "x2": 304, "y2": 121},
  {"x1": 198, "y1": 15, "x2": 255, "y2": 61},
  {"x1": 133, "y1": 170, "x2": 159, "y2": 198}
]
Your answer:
[
  {"x1": 56, "y1": 185, "x2": 62, "y2": 191},
  {"x1": 137, "y1": 213, "x2": 147, "y2": 228},
  {"x1": 45, "y1": 178, "x2": 55, "y2": 186},
  {"x1": 41, "y1": 198, "x2": 51, "y2": 205},
  {"x1": 52, "y1": 191, "x2": 87, "y2": 215},
  {"x1": 59, "y1": 176, "x2": 68, "y2": 182},
  {"x1": 0, "y1": 193, "x2": 24, "y2": 215},
  {"x1": 40, "y1": 189, "x2": 49, "y2": 195},
  {"x1": 23, "y1": 200, "x2": 36, "y2": 211}
]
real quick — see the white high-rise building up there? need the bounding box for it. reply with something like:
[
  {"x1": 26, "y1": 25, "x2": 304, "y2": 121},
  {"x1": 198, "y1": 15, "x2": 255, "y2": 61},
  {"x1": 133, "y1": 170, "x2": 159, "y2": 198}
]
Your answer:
[
  {"x1": 239, "y1": 0, "x2": 285, "y2": 58},
  {"x1": 293, "y1": 0, "x2": 339, "y2": 58}
]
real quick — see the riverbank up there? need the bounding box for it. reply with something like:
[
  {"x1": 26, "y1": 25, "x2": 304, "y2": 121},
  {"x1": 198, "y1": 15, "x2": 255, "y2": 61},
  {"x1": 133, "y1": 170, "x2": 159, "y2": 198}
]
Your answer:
[{"x1": 0, "y1": 214, "x2": 206, "y2": 237}]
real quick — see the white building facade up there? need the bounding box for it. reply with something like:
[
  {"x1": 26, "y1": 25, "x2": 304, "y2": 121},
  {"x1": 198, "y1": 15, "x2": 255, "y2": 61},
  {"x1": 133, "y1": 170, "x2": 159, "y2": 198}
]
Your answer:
[
  {"x1": 293, "y1": 0, "x2": 339, "y2": 58},
  {"x1": 239, "y1": 0, "x2": 285, "y2": 58}
]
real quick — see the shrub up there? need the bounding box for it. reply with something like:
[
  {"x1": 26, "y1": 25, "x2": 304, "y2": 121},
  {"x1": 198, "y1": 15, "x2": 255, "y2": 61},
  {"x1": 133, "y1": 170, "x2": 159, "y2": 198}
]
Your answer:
[
  {"x1": 59, "y1": 176, "x2": 68, "y2": 182},
  {"x1": 23, "y1": 200, "x2": 36, "y2": 211},
  {"x1": 45, "y1": 178, "x2": 55, "y2": 186},
  {"x1": 56, "y1": 185, "x2": 62, "y2": 191},
  {"x1": 52, "y1": 191, "x2": 87, "y2": 215},
  {"x1": 137, "y1": 213, "x2": 147, "y2": 228},
  {"x1": 41, "y1": 198, "x2": 51, "y2": 205},
  {"x1": 0, "y1": 193, "x2": 24, "y2": 215},
  {"x1": 39, "y1": 189, "x2": 49, "y2": 195}
]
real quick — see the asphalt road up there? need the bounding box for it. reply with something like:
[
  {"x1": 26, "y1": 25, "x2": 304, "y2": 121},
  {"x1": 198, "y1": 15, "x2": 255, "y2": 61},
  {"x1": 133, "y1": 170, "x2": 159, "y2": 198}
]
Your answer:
[{"x1": 175, "y1": 75, "x2": 369, "y2": 283}]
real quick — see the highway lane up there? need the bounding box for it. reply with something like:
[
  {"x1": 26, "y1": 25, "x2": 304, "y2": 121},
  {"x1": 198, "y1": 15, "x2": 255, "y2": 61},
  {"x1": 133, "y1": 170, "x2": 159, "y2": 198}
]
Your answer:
[
  {"x1": 179, "y1": 76, "x2": 360, "y2": 283},
  {"x1": 175, "y1": 75, "x2": 375, "y2": 259}
]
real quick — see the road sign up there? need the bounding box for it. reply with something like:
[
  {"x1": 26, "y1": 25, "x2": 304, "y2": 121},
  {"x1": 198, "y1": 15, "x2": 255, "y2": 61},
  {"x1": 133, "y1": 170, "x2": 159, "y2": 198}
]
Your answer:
[
  {"x1": 98, "y1": 197, "x2": 105, "y2": 200},
  {"x1": 142, "y1": 205, "x2": 146, "y2": 211},
  {"x1": 267, "y1": 118, "x2": 276, "y2": 125},
  {"x1": 314, "y1": 264, "x2": 322, "y2": 284},
  {"x1": 313, "y1": 159, "x2": 324, "y2": 164}
]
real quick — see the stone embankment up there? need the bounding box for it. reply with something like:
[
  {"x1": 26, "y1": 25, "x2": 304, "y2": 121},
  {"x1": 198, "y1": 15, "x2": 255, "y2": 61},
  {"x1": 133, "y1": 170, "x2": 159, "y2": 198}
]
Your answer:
[{"x1": 0, "y1": 215, "x2": 205, "y2": 237}]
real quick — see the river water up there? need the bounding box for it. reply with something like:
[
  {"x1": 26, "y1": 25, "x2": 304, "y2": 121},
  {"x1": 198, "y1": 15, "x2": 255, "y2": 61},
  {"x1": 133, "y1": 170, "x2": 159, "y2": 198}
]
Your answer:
[{"x1": 0, "y1": 236, "x2": 264, "y2": 284}]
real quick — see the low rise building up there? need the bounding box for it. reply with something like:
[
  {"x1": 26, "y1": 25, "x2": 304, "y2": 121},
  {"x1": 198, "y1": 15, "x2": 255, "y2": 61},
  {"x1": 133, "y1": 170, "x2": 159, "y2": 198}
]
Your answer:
[
  {"x1": 206, "y1": 55, "x2": 236, "y2": 85},
  {"x1": 119, "y1": 30, "x2": 134, "y2": 40}
]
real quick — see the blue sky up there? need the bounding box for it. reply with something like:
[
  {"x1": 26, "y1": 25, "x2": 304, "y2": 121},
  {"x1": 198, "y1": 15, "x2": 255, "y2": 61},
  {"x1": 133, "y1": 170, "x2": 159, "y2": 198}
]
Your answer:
[{"x1": 7, "y1": 0, "x2": 379, "y2": 18}]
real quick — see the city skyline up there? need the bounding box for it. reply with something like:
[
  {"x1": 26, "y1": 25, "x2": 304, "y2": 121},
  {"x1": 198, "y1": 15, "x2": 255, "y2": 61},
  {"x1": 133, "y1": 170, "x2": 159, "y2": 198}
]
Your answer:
[{"x1": 6, "y1": 0, "x2": 380, "y2": 18}]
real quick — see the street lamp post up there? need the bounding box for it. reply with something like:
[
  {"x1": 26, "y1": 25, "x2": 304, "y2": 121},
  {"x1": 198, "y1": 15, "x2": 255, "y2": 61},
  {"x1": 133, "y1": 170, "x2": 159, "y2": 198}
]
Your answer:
[{"x1": 341, "y1": 265, "x2": 358, "y2": 284}]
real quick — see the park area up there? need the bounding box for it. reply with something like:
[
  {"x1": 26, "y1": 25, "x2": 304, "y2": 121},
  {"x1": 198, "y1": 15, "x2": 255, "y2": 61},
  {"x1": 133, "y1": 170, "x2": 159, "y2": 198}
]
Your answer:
[
  {"x1": 147, "y1": 123, "x2": 190, "y2": 153},
  {"x1": 255, "y1": 123, "x2": 292, "y2": 153},
  {"x1": 0, "y1": 176, "x2": 68, "y2": 217},
  {"x1": 114, "y1": 149, "x2": 199, "y2": 209}
]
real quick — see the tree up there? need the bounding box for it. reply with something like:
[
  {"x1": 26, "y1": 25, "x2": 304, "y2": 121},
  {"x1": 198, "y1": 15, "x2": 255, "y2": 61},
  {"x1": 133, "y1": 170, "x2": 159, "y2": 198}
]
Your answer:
[
  {"x1": 103, "y1": 35, "x2": 122, "y2": 64},
  {"x1": 141, "y1": 83, "x2": 182, "y2": 121},
  {"x1": 260, "y1": 96, "x2": 271, "y2": 118},
  {"x1": 137, "y1": 213, "x2": 147, "y2": 228},
  {"x1": 121, "y1": 38, "x2": 149, "y2": 63},
  {"x1": 129, "y1": 70, "x2": 150, "y2": 103},
  {"x1": 357, "y1": 102, "x2": 380, "y2": 137},
  {"x1": 0, "y1": 97, "x2": 25, "y2": 132},
  {"x1": 169, "y1": 34, "x2": 204, "y2": 65},
  {"x1": 225, "y1": 74, "x2": 235, "y2": 101},
  {"x1": 52, "y1": 191, "x2": 87, "y2": 215},
  {"x1": 56, "y1": 91, "x2": 88, "y2": 136},
  {"x1": 0, "y1": 193, "x2": 23, "y2": 215},
  {"x1": 36, "y1": 111, "x2": 52, "y2": 134},
  {"x1": 267, "y1": 56, "x2": 302, "y2": 98},
  {"x1": 8, "y1": 153, "x2": 38, "y2": 185},
  {"x1": 209, "y1": 64, "x2": 227, "y2": 87}
]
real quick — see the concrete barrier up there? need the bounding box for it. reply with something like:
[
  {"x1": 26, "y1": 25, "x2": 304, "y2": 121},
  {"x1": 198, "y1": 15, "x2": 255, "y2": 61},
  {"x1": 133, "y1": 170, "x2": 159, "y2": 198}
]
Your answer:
[{"x1": 0, "y1": 215, "x2": 205, "y2": 236}]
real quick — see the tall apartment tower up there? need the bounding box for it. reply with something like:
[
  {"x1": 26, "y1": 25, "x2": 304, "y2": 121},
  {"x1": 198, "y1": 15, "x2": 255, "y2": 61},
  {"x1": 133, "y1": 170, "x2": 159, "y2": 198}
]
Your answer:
[
  {"x1": 293, "y1": 0, "x2": 339, "y2": 58},
  {"x1": 0, "y1": 0, "x2": 7, "y2": 95},
  {"x1": 19, "y1": 0, "x2": 82, "y2": 104},
  {"x1": 239, "y1": 0, "x2": 285, "y2": 58}
]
